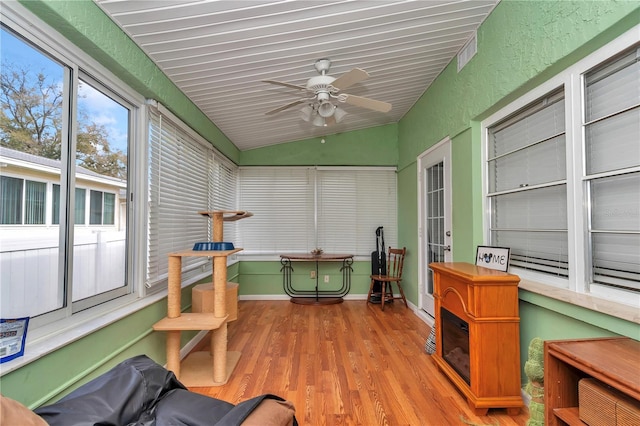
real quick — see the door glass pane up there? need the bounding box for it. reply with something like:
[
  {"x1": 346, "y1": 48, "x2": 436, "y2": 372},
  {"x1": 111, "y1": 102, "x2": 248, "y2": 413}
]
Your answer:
[
  {"x1": 426, "y1": 161, "x2": 445, "y2": 299},
  {"x1": 426, "y1": 162, "x2": 445, "y2": 264}
]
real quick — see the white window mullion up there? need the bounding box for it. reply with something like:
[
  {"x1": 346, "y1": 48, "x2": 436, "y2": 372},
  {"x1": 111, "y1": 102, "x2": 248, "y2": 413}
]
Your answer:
[{"x1": 566, "y1": 72, "x2": 585, "y2": 293}]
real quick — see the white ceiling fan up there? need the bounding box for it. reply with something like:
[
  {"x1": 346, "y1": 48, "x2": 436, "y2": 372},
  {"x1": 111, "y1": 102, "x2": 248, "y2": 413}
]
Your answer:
[{"x1": 263, "y1": 59, "x2": 392, "y2": 127}]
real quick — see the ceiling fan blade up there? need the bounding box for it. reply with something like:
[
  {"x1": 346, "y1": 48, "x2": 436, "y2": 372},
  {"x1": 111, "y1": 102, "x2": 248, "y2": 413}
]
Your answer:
[
  {"x1": 341, "y1": 94, "x2": 392, "y2": 113},
  {"x1": 265, "y1": 100, "x2": 305, "y2": 115},
  {"x1": 331, "y1": 68, "x2": 369, "y2": 90},
  {"x1": 262, "y1": 80, "x2": 306, "y2": 91}
]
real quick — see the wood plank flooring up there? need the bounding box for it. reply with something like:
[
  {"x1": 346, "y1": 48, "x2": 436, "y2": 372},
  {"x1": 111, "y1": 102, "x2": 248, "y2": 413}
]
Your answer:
[{"x1": 190, "y1": 300, "x2": 529, "y2": 426}]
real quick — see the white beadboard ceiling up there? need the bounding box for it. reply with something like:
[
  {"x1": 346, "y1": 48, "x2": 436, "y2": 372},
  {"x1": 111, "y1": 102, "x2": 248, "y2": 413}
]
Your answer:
[{"x1": 95, "y1": 0, "x2": 499, "y2": 151}]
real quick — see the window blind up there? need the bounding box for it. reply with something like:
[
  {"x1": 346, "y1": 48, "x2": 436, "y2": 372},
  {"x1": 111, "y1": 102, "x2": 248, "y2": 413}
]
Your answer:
[
  {"x1": 237, "y1": 167, "x2": 315, "y2": 255},
  {"x1": 147, "y1": 105, "x2": 238, "y2": 289},
  {"x1": 487, "y1": 90, "x2": 569, "y2": 277},
  {"x1": 317, "y1": 168, "x2": 397, "y2": 255},
  {"x1": 585, "y1": 45, "x2": 640, "y2": 291},
  {"x1": 212, "y1": 155, "x2": 238, "y2": 243},
  {"x1": 237, "y1": 167, "x2": 397, "y2": 257}
]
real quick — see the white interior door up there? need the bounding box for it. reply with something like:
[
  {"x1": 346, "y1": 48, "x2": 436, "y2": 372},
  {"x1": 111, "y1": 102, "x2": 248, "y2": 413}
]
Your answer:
[{"x1": 418, "y1": 139, "x2": 452, "y2": 318}]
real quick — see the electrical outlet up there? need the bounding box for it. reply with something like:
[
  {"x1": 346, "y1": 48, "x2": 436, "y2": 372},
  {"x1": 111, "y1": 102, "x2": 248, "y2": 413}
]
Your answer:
[
  {"x1": 324, "y1": 275, "x2": 330, "y2": 283},
  {"x1": 310, "y1": 270, "x2": 316, "y2": 279}
]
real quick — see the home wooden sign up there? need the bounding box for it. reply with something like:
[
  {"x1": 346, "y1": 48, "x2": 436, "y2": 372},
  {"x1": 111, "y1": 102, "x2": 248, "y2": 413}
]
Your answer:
[{"x1": 475, "y1": 246, "x2": 510, "y2": 272}]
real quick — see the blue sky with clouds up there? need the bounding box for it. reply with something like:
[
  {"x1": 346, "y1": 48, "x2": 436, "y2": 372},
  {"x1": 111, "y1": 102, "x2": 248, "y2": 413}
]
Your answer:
[{"x1": 1, "y1": 28, "x2": 129, "y2": 153}]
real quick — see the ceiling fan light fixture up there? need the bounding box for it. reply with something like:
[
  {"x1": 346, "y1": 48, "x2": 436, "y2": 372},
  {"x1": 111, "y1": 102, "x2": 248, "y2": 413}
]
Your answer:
[
  {"x1": 300, "y1": 104, "x2": 313, "y2": 122},
  {"x1": 311, "y1": 115, "x2": 325, "y2": 127},
  {"x1": 264, "y1": 58, "x2": 391, "y2": 128},
  {"x1": 334, "y1": 106, "x2": 347, "y2": 123},
  {"x1": 317, "y1": 101, "x2": 335, "y2": 118}
]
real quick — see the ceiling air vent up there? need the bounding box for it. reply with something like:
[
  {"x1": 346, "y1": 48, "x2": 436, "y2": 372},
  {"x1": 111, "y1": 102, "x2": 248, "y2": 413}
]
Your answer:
[{"x1": 457, "y1": 33, "x2": 477, "y2": 72}]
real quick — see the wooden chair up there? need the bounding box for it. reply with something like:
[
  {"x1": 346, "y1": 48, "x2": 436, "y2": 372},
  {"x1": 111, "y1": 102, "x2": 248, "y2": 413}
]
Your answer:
[{"x1": 367, "y1": 247, "x2": 407, "y2": 311}]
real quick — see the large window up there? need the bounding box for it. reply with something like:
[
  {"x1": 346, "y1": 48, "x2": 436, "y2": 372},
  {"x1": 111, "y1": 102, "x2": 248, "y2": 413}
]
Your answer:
[
  {"x1": 0, "y1": 12, "x2": 137, "y2": 324},
  {"x1": 484, "y1": 34, "x2": 639, "y2": 303},
  {"x1": 237, "y1": 166, "x2": 397, "y2": 257}
]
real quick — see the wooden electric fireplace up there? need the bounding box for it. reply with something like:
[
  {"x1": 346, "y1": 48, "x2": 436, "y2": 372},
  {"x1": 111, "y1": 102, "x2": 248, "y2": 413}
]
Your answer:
[{"x1": 430, "y1": 262, "x2": 523, "y2": 416}]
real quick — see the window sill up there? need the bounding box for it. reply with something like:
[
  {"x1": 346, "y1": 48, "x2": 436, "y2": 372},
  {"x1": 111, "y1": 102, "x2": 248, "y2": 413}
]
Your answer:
[
  {"x1": 518, "y1": 279, "x2": 640, "y2": 325},
  {"x1": 0, "y1": 292, "x2": 166, "y2": 377}
]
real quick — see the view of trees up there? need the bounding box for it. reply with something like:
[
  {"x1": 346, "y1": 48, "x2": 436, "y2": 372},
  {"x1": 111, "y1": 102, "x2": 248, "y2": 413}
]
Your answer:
[{"x1": 0, "y1": 63, "x2": 127, "y2": 179}]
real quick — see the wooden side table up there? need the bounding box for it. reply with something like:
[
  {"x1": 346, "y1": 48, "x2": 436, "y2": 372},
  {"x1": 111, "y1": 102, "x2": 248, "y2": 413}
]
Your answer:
[{"x1": 544, "y1": 337, "x2": 640, "y2": 426}]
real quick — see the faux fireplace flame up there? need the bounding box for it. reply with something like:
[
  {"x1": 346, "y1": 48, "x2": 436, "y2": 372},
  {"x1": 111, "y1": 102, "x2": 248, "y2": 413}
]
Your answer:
[
  {"x1": 441, "y1": 307, "x2": 470, "y2": 385},
  {"x1": 429, "y1": 262, "x2": 523, "y2": 416}
]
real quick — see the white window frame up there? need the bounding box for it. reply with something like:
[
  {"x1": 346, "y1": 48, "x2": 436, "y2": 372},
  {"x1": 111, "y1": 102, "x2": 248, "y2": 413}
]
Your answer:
[{"x1": 481, "y1": 25, "x2": 640, "y2": 310}]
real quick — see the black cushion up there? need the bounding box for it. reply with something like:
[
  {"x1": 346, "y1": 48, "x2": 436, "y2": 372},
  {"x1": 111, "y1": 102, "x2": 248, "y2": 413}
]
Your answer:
[{"x1": 34, "y1": 355, "x2": 297, "y2": 426}]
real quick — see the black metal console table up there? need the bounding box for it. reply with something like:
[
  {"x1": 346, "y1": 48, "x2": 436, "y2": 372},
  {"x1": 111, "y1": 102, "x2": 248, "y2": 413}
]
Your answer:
[{"x1": 279, "y1": 253, "x2": 353, "y2": 305}]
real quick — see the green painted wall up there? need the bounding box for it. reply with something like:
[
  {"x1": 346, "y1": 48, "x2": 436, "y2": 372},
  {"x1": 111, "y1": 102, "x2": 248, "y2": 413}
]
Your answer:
[
  {"x1": 238, "y1": 261, "x2": 372, "y2": 296},
  {"x1": 239, "y1": 124, "x2": 398, "y2": 166},
  {"x1": 4, "y1": 0, "x2": 639, "y2": 408}
]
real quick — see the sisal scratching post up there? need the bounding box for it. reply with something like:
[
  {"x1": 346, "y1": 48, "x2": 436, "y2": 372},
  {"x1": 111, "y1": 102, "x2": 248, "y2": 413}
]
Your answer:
[
  {"x1": 212, "y1": 211, "x2": 224, "y2": 242},
  {"x1": 213, "y1": 257, "x2": 227, "y2": 318},
  {"x1": 213, "y1": 323, "x2": 227, "y2": 383},
  {"x1": 166, "y1": 330, "x2": 181, "y2": 377},
  {"x1": 167, "y1": 256, "x2": 182, "y2": 318},
  {"x1": 165, "y1": 255, "x2": 182, "y2": 378}
]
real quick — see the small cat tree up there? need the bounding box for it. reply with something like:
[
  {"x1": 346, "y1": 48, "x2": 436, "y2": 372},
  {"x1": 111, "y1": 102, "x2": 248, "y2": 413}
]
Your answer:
[{"x1": 153, "y1": 210, "x2": 251, "y2": 386}]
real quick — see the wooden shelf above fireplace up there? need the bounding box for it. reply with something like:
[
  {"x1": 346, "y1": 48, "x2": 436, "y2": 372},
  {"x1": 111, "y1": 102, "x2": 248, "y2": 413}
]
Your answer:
[{"x1": 430, "y1": 262, "x2": 523, "y2": 416}]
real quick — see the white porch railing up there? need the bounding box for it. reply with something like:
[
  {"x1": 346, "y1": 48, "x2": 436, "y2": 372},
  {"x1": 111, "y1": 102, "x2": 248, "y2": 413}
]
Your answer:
[{"x1": 0, "y1": 228, "x2": 126, "y2": 318}]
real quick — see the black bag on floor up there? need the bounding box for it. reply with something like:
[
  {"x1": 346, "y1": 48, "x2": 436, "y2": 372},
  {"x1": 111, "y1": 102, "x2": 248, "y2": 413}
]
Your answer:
[{"x1": 370, "y1": 226, "x2": 387, "y2": 302}]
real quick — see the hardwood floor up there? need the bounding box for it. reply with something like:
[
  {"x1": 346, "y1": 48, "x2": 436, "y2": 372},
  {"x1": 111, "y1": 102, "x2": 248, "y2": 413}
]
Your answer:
[{"x1": 190, "y1": 300, "x2": 529, "y2": 426}]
